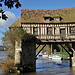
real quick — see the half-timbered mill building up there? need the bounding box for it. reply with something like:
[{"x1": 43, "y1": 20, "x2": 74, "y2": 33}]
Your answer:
[
  {"x1": 10, "y1": 8, "x2": 75, "y2": 42},
  {"x1": 10, "y1": 7, "x2": 75, "y2": 55},
  {"x1": 9, "y1": 8, "x2": 75, "y2": 72}
]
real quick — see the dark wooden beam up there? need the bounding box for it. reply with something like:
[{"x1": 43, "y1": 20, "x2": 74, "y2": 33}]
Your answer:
[
  {"x1": 60, "y1": 44, "x2": 71, "y2": 56},
  {"x1": 35, "y1": 45, "x2": 40, "y2": 51},
  {"x1": 36, "y1": 41, "x2": 75, "y2": 45},
  {"x1": 36, "y1": 44, "x2": 46, "y2": 57},
  {"x1": 65, "y1": 43, "x2": 74, "y2": 52}
]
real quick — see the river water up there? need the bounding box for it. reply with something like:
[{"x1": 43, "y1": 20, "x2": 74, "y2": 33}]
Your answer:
[{"x1": 0, "y1": 51, "x2": 75, "y2": 75}]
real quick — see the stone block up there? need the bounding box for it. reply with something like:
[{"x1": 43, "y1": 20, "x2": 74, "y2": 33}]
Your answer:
[{"x1": 72, "y1": 57, "x2": 75, "y2": 66}]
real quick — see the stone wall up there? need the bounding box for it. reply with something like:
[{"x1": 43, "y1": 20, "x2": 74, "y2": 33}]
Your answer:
[
  {"x1": 15, "y1": 41, "x2": 22, "y2": 65},
  {"x1": 21, "y1": 40, "x2": 36, "y2": 72},
  {"x1": 15, "y1": 40, "x2": 36, "y2": 72}
]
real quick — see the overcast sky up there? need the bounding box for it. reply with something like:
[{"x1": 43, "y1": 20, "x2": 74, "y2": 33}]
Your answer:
[{"x1": 0, "y1": 0, "x2": 75, "y2": 45}]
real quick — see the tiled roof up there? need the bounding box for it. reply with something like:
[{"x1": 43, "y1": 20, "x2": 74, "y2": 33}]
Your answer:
[
  {"x1": 10, "y1": 7, "x2": 75, "y2": 27},
  {"x1": 43, "y1": 14, "x2": 51, "y2": 17}
]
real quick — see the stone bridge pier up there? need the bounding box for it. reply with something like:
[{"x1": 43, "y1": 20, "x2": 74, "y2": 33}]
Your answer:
[{"x1": 15, "y1": 40, "x2": 36, "y2": 72}]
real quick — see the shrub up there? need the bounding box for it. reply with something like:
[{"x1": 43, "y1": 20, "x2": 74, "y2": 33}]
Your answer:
[{"x1": 0, "y1": 58, "x2": 16, "y2": 73}]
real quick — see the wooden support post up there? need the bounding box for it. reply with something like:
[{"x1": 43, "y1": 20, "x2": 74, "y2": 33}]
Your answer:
[
  {"x1": 36, "y1": 44, "x2": 46, "y2": 57},
  {"x1": 51, "y1": 44, "x2": 53, "y2": 55}
]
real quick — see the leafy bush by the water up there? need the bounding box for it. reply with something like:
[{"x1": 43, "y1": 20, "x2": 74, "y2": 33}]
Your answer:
[{"x1": 0, "y1": 58, "x2": 16, "y2": 73}]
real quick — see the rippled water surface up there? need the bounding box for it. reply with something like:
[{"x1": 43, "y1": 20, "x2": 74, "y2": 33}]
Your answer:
[{"x1": 0, "y1": 51, "x2": 75, "y2": 75}]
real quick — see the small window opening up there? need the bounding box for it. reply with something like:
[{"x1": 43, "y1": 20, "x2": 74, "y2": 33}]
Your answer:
[
  {"x1": 33, "y1": 27, "x2": 38, "y2": 35},
  {"x1": 47, "y1": 27, "x2": 52, "y2": 35}
]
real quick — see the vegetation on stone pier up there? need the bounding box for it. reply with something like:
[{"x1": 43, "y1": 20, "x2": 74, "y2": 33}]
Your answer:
[
  {"x1": 2, "y1": 28, "x2": 36, "y2": 58},
  {"x1": 1, "y1": 28, "x2": 36, "y2": 72}
]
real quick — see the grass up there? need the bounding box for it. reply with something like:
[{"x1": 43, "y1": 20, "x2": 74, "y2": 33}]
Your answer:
[{"x1": 54, "y1": 52, "x2": 72, "y2": 57}]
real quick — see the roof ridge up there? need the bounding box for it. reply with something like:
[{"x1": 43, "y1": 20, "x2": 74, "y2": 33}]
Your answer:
[{"x1": 21, "y1": 7, "x2": 75, "y2": 10}]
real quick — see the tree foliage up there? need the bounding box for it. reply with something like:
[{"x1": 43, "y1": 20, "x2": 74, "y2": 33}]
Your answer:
[
  {"x1": 0, "y1": 0, "x2": 21, "y2": 20},
  {"x1": 0, "y1": 0, "x2": 21, "y2": 8},
  {"x1": 2, "y1": 28, "x2": 36, "y2": 58},
  {"x1": 1, "y1": 28, "x2": 37, "y2": 72}
]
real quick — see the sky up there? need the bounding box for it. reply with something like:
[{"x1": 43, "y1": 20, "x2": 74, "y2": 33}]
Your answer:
[{"x1": 0, "y1": 0, "x2": 75, "y2": 45}]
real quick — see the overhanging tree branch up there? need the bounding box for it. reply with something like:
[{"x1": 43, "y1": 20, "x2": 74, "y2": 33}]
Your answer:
[{"x1": 0, "y1": 0, "x2": 21, "y2": 20}]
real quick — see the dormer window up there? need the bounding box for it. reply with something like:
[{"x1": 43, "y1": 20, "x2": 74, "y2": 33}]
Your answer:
[
  {"x1": 43, "y1": 14, "x2": 51, "y2": 22},
  {"x1": 54, "y1": 15, "x2": 61, "y2": 22},
  {"x1": 44, "y1": 17, "x2": 50, "y2": 22}
]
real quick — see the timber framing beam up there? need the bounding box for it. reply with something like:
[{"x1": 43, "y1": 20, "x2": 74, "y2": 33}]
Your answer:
[
  {"x1": 35, "y1": 44, "x2": 40, "y2": 51},
  {"x1": 65, "y1": 43, "x2": 75, "y2": 52},
  {"x1": 60, "y1": 44, "x2": 72, "y2": 57},
  {"x1": 36, "y1": 44, "x2": 46, "y2": 57},
  {"x1": 36, "y1": 42, "x2": 75, "y2": 45}
]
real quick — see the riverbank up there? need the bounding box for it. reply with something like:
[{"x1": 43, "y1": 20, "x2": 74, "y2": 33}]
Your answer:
[{"x1": 0, "y1": 67, "x2": 74, "y2": 75}]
